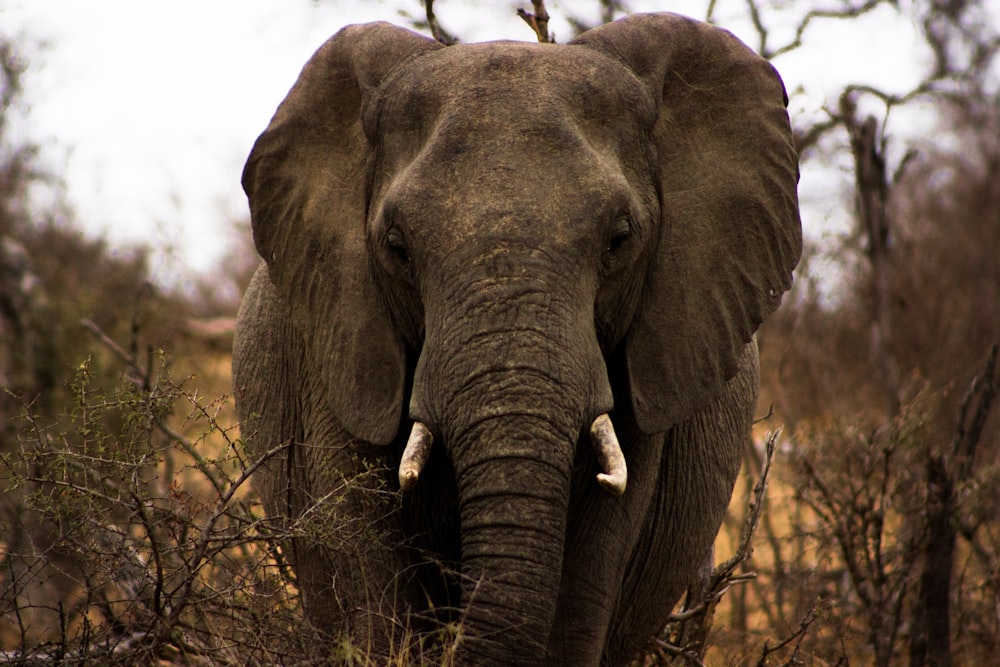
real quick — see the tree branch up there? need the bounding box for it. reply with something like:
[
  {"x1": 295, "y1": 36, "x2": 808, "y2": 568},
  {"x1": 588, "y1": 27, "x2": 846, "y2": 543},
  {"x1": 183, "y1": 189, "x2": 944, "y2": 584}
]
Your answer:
[
  {"x1": 517, "y1": 0, "x2": 553, "y2": 43},
  {"x1": 425, "y1": 0, "x2": 458, "y2": 45}
]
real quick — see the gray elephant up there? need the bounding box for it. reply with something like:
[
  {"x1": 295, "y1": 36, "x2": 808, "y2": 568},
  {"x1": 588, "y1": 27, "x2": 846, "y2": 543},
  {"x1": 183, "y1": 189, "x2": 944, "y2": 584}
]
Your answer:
[{"x1": 234, "y1": 11, "x2": 800, "y2": 666}]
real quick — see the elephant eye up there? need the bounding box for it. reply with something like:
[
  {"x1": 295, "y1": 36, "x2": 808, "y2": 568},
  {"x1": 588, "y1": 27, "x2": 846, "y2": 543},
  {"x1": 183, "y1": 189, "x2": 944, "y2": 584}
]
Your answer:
[
  {"x1": 601, "y1": 216, "x2": 634, "y2": 277},
  {"x1": 386, "y1": 229, "x2": 411, "y2": 265},
  {"x1": 605, "y1": 218, "x2": 632, "y2": 255}
]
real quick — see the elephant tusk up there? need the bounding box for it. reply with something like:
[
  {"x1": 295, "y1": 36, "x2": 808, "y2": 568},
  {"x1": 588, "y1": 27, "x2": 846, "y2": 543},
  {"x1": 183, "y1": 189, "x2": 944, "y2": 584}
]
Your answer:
[
  {"x1": 590, "y1": 413, "x2": 627, "y2": 496},
  {"x1": 399, "y1": 421, "x2": 433, "y2": 492}
]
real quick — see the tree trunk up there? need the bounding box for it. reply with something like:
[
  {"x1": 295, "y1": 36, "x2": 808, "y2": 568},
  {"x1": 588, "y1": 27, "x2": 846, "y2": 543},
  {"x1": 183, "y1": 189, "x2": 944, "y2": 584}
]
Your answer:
[{"x1": 910, "y1": 345, "x2": 998, "y2": 667}]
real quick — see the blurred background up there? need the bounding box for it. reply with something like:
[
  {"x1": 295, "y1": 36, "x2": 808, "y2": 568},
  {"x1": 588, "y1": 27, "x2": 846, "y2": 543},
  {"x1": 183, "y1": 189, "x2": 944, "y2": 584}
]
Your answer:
[{"x1": 1, "y1": 1, "x2": 998, "y2": 664}]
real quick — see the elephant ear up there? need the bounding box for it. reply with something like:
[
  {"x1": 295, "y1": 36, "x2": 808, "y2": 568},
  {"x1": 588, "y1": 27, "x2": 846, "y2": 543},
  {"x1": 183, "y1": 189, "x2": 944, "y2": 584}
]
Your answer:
[
  {"x1": 242, "y1": 23, "x2": 441, "y2": 444},
  {"x1": 573, "y1": 14, "x2": 801, "y2": 433}
]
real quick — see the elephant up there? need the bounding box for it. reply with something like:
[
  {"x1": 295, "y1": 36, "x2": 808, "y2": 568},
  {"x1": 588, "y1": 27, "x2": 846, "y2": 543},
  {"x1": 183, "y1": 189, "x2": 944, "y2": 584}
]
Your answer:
[{"x1": 233, "y1": 11, "x2": 801, "y2": 666}]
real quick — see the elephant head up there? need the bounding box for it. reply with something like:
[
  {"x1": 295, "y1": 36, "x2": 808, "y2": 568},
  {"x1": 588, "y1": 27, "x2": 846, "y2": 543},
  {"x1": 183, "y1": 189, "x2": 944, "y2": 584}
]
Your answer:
[{"x1": 241, "y1": 12, "x2": 800, "y2": 663}]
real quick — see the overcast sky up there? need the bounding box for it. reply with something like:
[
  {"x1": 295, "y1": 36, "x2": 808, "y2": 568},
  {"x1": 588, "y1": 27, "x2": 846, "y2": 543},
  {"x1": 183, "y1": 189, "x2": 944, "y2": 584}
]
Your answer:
[{"x1": 4, "y1": 0, "x2": 950, "y2": 286}]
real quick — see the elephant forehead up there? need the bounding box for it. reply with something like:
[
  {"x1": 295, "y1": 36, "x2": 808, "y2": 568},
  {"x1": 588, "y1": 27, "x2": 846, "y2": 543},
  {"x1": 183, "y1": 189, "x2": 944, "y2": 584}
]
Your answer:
[
  {"x1": 382, "y1": 110, "x2": 638, "y2": 222},
  {"x1": 390, "y1": 151, "x2": 631, "y2": 226},
  {"x1": 370, "y1": 41, "x2": 653, "y2": 154},
  {"x1": 391, "y1": 41, "x2": 644, "y2": 103},
  {"x1": 366, "y1": 43, "x2": 658, "y2": 255},
  {"x1": 369, "y1": 43, "x2": 653, "y2": 207}
]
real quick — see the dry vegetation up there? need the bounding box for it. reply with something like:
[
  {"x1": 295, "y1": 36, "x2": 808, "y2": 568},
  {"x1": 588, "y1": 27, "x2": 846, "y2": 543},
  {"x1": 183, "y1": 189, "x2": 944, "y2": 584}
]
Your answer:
[{"x1": 2, "y1": 1, "x2": 999, "y2": 665}]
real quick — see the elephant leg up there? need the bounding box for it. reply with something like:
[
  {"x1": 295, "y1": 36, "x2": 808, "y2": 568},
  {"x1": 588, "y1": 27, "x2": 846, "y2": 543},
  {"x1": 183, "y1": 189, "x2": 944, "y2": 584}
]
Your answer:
[
  {"x1": 284, "y1": 422, "x2": 417, "y2": 655},
  {"x1": 604, "y1": 341, "x2": 759, "y2": 662},
  {"x1": 548, "y1": 418, "x2": 665, "y2": 666},
  {"x1": 236, "y1": 266, "x2": 418, "y2": 655}
]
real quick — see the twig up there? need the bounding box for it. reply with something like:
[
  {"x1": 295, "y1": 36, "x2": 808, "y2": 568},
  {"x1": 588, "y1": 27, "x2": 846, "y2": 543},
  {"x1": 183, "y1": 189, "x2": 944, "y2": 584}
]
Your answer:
[
  {"x1": 424, "y1": 0, "x2": 457, "y2": 45},
  {"x1": 517, "y1": 0, "x2": 553, "y2": 43},
  {"x1": 653, "y1": 636, "x2": 706, "y2": 666},
  {"x1": 952, "y1": 343, "x2": 998, "y2": 471},
  {"x1": 744, "y1": 0, "x2": 888, "y2": 60},
  {"x1": 81, "y1": 318, "x2": 231, "y2": 497},
  {"x1": 653, "y1": 430, "x2": 779, "y2": 661},
  {"x1": 81, "y1": 318, "x2": 133, "y2": 368},
  {"x1": 704, "y1": 0, "x2": 719, "y2": 23},
  {"x1": 755, "y1": 604, "x2": 821, "y2": 666},
  {"x1": 715, "y1": 429, "x2": 779, "y2": 579},
  {"x1": 753, "y1": 403, "x2": 774, "y2": 424}
]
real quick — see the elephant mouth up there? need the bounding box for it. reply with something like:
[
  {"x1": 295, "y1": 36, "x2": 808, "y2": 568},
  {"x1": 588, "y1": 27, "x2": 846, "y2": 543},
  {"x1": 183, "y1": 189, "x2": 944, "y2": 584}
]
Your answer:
[{"x1": 398, "y1": 413, "x2": 627, "y2": 495}]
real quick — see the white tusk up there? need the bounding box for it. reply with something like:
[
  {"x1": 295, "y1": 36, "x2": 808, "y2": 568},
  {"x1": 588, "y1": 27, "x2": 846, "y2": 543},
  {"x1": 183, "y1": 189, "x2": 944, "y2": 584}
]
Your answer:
[
  {"x1": 590, "y1": 413, "x2": 627, "y2": 496},
  {"x1": 399, "y1": 422, "x2": 434, "y2": 492}
]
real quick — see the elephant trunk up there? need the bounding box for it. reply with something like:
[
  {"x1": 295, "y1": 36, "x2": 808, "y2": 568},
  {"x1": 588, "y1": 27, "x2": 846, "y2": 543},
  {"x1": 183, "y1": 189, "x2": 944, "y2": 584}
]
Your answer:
[
  {"x1": 415, "y1": 345, "x2": 594, "y2": 664},
  {"x1": 411, "y1": 259, "x2": 613, "y2": 663},
  {"x1": 449, "y1": 412, "x2": 573, "y2": 665}
]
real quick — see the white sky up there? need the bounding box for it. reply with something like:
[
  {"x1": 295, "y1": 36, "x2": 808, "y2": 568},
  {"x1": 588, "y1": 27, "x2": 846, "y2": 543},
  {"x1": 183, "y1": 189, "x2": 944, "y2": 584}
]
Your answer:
[{"x1": 3, "y1": 0, "x2": 958, "y2": 288}]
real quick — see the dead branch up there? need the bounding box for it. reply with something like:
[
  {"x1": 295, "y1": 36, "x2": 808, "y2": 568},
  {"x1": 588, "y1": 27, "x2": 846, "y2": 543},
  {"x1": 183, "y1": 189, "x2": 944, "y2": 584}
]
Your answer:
[
  {"x1": 716, "y1": 429, "x2": 779, "y2": 578},
  {"x1": 953, "y1": 343, "x2": 998, "y2": 472},
  {"x1": 912, "y1": 343, "x2": 998, "y2": 666},
  {"x1": 517, "y1": 0, "x2": 553, "y2": 43},
  {"x1": 652, "y1": 636, "x2": 706, "y2": 667},
  {"x1": 762, "y1": 0, "x2": 888, "y2": 60},
  {"x1": 652, "y1": 430, "x2": 780, "y2": 662},
  {"x1": 840, "y1": 102, "x2": 900, "y2": 418},
  {"x1": 753, "y1": 403, "x2": 774, "y2": 424},
  {"x1": 754, "y1": 604, "x2": 821, "y2": 667},
  {"x1": 424, "y1": 0, "x2": 458, "y2": 45}
]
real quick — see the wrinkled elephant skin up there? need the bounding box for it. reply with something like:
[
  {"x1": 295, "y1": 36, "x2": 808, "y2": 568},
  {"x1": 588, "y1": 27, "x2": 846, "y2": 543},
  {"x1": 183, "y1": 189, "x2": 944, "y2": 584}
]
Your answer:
[{"x1": 233, "y1": 12, "x2": 801, "y2": 666}]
